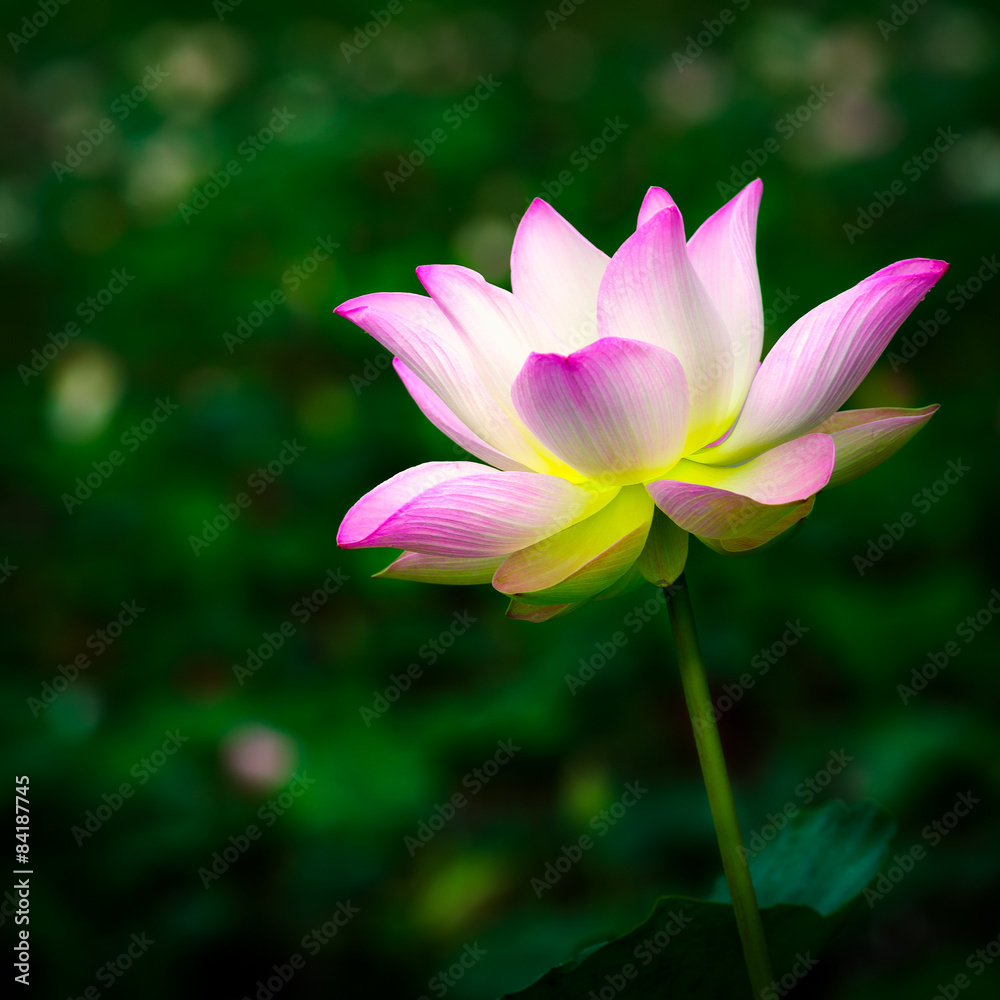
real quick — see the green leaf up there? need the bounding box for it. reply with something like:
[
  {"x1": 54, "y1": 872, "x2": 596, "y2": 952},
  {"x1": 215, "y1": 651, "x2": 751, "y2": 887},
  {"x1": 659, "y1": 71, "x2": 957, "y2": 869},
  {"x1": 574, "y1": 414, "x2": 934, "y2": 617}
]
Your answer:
[
  {"x1": 500, "y1": 800, "x2": 895, "y2": 999},
  {"x1": 710, "y1": 799, "x2": 897, "y2": 915}
]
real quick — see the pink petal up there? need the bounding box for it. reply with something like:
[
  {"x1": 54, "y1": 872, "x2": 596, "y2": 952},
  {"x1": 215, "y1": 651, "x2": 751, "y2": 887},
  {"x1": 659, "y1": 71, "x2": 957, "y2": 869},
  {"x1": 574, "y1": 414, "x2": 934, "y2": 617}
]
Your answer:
[
  {"x1": 638, "y1": 186, "x2": 683, "y2": 229},
  {"x1": 335, "y1": 290, "x2": 454, "y2": 377},
  {"x1": 375, "y1": 551, "x2": 503, "y2": 585},
  {"x1": 511, "y1": 337, "x2": 689, "y2": 485},
  {"x1": 597, "y1": 206, "x2": 735, "y2": 451},
  {"x1": 696, "y1": 259, "x2": 949, "y2": 465},
  {"x1": 415, "y1": 265, "x2": 580, "y2": 477},
  {"x1": 337, "y1": 461, "x2": 615, "y2": 557},
  {"x1": 686, "y1": 179, "x2": 764, "y2": 415},
  {"x1": 335, "y1": 291, "x2": 545, "y2": 471},
  {"x1": 338, "y1": 461, "x2": 482, "y2": 548},
  {"x1": 510, "y1": 198, "x2": 610, "y2": 350},
  {"x1": 416, "y1": 263, "x2": 563, "y2": 396},
  {"x1": 394, "y1": 360, "x2": 534, "y2": 473},
  {"x1": 697, "y1": 496, "x2": 815, "y2": 554},
  {"x1": 646, "y1": 434, "x2": 835, "y2": 538},
  {"x1": 812, "y1": 404, "x2": 939, "y2": 489},
  {"x1": 493, "y1": 485, "x2": 653, "y2": 603}
]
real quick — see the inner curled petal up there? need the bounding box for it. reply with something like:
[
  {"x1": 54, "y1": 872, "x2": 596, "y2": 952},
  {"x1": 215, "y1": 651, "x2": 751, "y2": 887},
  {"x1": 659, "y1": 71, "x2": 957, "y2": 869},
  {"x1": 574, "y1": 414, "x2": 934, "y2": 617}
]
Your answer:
[{"x1": 511, "y1": 337, "x2": 690, "y2": 486}]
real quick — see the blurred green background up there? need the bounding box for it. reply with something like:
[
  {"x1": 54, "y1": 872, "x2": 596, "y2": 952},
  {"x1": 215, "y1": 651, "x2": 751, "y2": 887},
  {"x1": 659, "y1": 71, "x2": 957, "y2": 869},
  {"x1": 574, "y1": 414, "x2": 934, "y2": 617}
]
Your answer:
[{"x1": 2, "y1": 0, "x2": 999, "y2": 996}]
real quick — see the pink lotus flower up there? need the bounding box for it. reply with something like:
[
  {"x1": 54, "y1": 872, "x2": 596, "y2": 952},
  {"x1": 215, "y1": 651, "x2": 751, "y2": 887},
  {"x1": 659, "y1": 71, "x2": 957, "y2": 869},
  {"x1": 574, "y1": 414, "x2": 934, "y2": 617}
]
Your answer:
[{"x1": 336, "y1": 181, "x2": 946, "y2": 620}]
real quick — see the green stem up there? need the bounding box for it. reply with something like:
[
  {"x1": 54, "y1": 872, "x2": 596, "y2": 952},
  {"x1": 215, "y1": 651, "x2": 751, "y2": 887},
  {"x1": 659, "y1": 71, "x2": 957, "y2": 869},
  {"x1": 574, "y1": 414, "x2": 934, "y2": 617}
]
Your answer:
[{"x1": 665, "y1": 575, "x2": 774, "y2": 999}]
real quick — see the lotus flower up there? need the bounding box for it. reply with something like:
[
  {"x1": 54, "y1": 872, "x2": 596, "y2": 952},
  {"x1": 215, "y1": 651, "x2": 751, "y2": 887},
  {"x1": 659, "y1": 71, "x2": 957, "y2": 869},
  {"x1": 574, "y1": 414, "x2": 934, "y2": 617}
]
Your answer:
[{"x1": 335, "y1": 180, "x2": 946, "y2": 620}]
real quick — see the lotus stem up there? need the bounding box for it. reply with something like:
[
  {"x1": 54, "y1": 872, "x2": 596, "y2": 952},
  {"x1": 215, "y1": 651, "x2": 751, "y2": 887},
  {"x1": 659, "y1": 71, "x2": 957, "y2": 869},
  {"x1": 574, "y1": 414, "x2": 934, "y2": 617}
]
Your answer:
[{"x1": 665, "y1": 574, "x2": 773, "y2": 999}]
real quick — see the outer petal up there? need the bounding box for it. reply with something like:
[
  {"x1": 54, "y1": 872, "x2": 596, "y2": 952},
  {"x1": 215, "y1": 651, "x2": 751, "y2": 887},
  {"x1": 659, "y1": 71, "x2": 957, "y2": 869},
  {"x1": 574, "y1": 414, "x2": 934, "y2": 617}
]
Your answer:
[
  {"x1": 337, "y1": 461, "x2": 615, "y2": 556},
  {"x1": 638, "y1": 186, "x2": 682, "y2": 229},
  {"x1": 812, "y1": 404, "x2": 938, "y2": 489},
  {"x1": 697, "y1": 497, "x2": 814, "y2": 554},
  {"x1": 636, "y1": 508, "x2": 689, "y2": 586},
  {"x1": 375, "y1": 551, "x2": 503, "y2": 584},
  {"x1": 597, "y1": 207, "x2": 735, "y2": 451},
  {"x1": 510, "y1": 198, "x2": 609, "y2": 350},
  {"x1": 593, "y1": 563, "x2": 648, "y2": 601},
  {"x1": 415, "y1": 265, "x2": 580, "y2": 478},
  {"x1": 511, "y1": 337, "x2": 689, "y2": 486},
  {"x1": 493, "y1": 485, "x2": 653, "y2": 603},
  {"x1": 696, "y1": 259, "x2": 949, "y2": 465},
  {"x1": 686, "y1": 179, "x2": 763, "y2": 415},
  {"x1": 335, "y1": 292, "x2": 546, "y2": 472},
  {"x1": 646, "y1": 434, "x2": 835, "y2": 538},
  {"x1": 506, "y1": 598, "x2": 582, "y2": 622},
  {"x1": 393, "y1": 360, "x2": 534, "y2": 473},
  {"x1": 416, "y1": 263, "x2": 563, "y2": 396}
]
